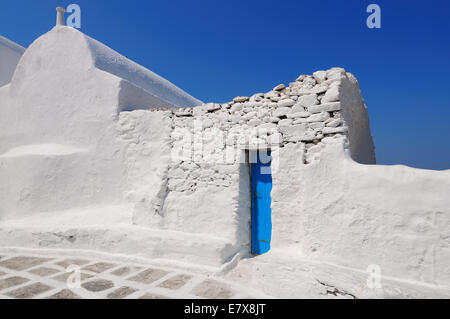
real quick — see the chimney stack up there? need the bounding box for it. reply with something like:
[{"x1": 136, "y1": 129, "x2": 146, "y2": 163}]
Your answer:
[{"x1": 56, "y1": 7, "x2": 65, "y2": 26}]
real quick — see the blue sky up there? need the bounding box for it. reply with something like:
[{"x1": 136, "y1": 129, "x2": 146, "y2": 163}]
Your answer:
[{"x1": 1, "y1": 0, "x2": 449, "y2": 170}]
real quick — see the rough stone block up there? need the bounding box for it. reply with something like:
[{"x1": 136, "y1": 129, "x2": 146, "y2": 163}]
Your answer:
[
  {"x1": 277, "y1": 99, "x2": 295, "y2": 108},
  {"x1": 306, "y1": 112, "x2": 330, "y2": 123},
  {"x1": 273, "y1": 107, "x2": 291, "y2": 117},
  {"x1": 322, "y1": 127, "x2": 348, "y2": 134},
  {"x1": 313, "y1": 70, "x2": 327, "y2": 84},
  {"x1": 233, "y1": 96, "x2": 249, "y2": 103},
  {"x1": 308, "y1": 102, "x2": 341, "y2": 114},
  {"x1": 322, "y1": 84, "x2": 340, "y2": 103}
]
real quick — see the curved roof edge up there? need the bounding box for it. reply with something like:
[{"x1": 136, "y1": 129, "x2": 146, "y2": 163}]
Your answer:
[
  {"x1": 0, "y1": 35, "x2": 26, "y2": 54},
  {"x1": 79, "y1": 29, "x2": 202, "y2": 108}
]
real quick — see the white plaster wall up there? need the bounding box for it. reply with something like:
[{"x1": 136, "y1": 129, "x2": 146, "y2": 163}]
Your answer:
[
  {"x1": 271, "y1": 137, "x2": 450, "y2": 288},
  {"x1": 0, "y1": 26, "x2": 202, "y2": 220},
  {"x1": 0, "y1": 27, "x2": 125, "y2": 218},
  {"x1": 0, "y1": 26, "x2": 235, "y2": 266},
  {"x1": 0, "y1": 35, "x2": 25, "y2": 87},
  {"x1": 339, "y1": 72, "x2": 376, "y2": 164},
  {"x1": 127, "y1": 108, "x2": 252, "y2": 250},
  {"x1": 117, "y1": 109, "x2": 173, "y2": 225}
]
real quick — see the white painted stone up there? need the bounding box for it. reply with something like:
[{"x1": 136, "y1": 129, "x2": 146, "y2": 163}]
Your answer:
[
  {"x1": 242, "y1": 111, "x2": 256, "y2": 120},
  {"x1": 205, "y1": 103, "x2": 221, "y2": 112},
  {"x1": 258, "y1": 123, "x2": 277, "y2": 130},
  {"x1": 326, "y1": 67, "x2": 346, "y2": 81},
  {"x1": 322, "y1": 126, "x2": 348, "y2": 134},
  {"x1": 193, "y1": 106, "x2": 207, "y2": 116},
  {"x1": 308, "y1": 102, "x2": 341, "y2": 114},
  {"x1": 322, "y1": 84, "x2": 340, "y2": 103},
  {"x1": 230, "y1": 103, "x2": 243, "y2": 113},
  {"x1": 203, "y1": 118, "x2": 214, "y2": 128},
  {"x1": 278, "y1": 119, "x2": 293, "y2": 126},
  {"x1": 295, "y1": 94, "x2": 318, "y2": 109},
  {"x1": 326, "y1": 118, "x2": 342, "y2": 128},
  {"x1": 287, "y1": 112, "x2": 311, "y2": 119},
  {"x1": 296, "y1": 74, "x2": 306, "y2": 82},
  {"x1": 273, "y1": 107, "x2": 291, "y2": 117},
  {"x1": 248, "y1": 119, "x2": 263, "y2": 126},
  {"x1": 268, "y1": 117, "x2": 280, "y2": 123},
  {"x1": 233, "y1": 96, "x2": 249, "y2": 103},
  {"x1": 279, "y1": 123, "x2": 307, "y2": 136},
  {"x1": 246, "y1": 101, "x2": 263, "y2": 108},
  {"x1": 277, "y1": 99, "x2": 295, "y2": 108},
  {"x1": 310, "y1": 84, "x2": 329, "y2": 94},
  {"x1": 273, "y1": 84, "x2": 286, "y2": 91},
  {"x1": 313, "y1": 70, "x2": 327, "y2": 84},
  {"x1": 251, "y1": 93, "x2": 264, "y2": 101},
  {"x1": 292, "y1": 118, "x2": 308, "y2": 124},
  {"x1": 270, "y1": 95, "x2": 282, "y2": 102},
  {"x1": 306, "y1": 112, "x2": 330, "y2": 122}
]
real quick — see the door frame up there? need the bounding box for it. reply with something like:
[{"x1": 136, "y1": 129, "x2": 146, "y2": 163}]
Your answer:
[{"x1": 247, "y1": 148, "x2": 272, "y2": 255}]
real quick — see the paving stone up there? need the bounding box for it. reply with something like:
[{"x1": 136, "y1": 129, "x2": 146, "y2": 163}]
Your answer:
[
  {"x1": 51, "y1": 272, "x2": 93, "y2": 283},
  {"x1": 46, "y1": 289, "x2": 81, "y2": 299},
  {"x1": 107, "y1": 286, "x2": 137, "y2": 299},
  {"x1": 110, "y1": 266, "x2": 143, "y2": 277},
  {"x1": 158, "y1": 274, "x2": 192, "y2": 290},
  {"x1": 82, "y1": 262, "x2": 117, "y2": 273},
  {"x1": 0, "y1": 271, "x2": 6, "y2": 276},
  {"x1": 127, "y1": 268, "x2": 170, "y2": 284},
  {"x1": 55, "y1": 259, "x2": 90, "y2": 269},
  {"x1": 28, "y1": 267, "x2": 61, "y2": 277},
  {"x1": 82, "y1": 279, "x2": 114, "y2": 292},
  {"x1": 192, "y1": 280, "x2": 234, "y2": 299},
  {"x1": 0, "y1": 276, "x2": 30, "y2": 291},
  {"x1": 5, "y1": 282, "x2": 53, "y2": 299},
  {"x1": 139, "y1": 293, "x2": 172, "y2": 299},
  {"x1": 0, "y1": 256, "x2": 51, "y2": 271}
]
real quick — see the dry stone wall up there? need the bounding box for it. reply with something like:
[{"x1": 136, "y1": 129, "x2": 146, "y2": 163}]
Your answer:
[{"x1": 170, "y1": 67, "x2": 352, "y2": 169}]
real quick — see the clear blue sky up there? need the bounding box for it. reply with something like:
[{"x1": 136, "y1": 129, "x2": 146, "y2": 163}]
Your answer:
[{"x1": 1, "y1": 0, "x2": 449, "y2": 170}]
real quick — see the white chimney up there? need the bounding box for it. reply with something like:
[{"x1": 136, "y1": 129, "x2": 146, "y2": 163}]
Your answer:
[{"x1": 56, "y1": 7, "x2": 65, "y2": 26}]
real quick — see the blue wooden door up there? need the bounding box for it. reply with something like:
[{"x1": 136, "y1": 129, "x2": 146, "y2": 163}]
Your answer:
[{"x1": 251, "y1": 151, "x2": 272, "y2": 254}]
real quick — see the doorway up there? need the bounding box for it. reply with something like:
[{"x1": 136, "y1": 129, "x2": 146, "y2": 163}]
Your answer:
[{"x1": 250, "y1": 150, "x2": 272, "y2": 254}]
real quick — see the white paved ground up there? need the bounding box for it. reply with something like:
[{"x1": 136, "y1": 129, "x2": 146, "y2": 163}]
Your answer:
[{"x1": 0, "y1": 249, "x2": 269, "y2": 299}]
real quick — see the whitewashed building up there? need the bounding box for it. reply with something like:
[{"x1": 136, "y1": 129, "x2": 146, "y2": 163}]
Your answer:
[{"x1": 0, "y1": 21, "x2": 449, "y2": 298}]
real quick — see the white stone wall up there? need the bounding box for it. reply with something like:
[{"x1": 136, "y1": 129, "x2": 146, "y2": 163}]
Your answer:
[
  {"x1": 124, "y1": 67, "x2": 376, "y2": 255},
  {"x1": 1, "y1": 24, "x2": 448, "y2": 294}
]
